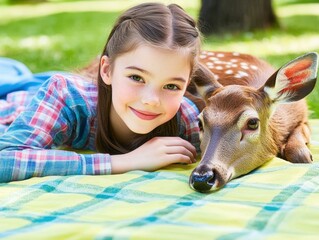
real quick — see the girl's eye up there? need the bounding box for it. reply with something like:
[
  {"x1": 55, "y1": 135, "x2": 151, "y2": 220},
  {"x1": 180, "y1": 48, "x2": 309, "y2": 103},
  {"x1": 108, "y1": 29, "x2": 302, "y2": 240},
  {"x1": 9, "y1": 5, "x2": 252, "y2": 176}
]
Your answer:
[
  {"x1": 164, "y1": 84, "x2": 180, "y2": 91},
  {"x1": 129, "y1": 75, "x2": 143, "y2": 82},
  {"x1": 247, "y1": 118, "x2": 259, "y2": 130}
]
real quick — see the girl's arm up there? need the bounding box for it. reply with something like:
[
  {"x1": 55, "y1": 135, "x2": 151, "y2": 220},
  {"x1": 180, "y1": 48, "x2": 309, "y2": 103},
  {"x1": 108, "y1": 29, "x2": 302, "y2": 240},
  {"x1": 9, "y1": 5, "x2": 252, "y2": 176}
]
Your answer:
[
  {"x1": 0, "y1": 149, "x2": 111, "y2": 182},
  {"x1": 0, "y1": 137, "x2": 195, "y2": 183},
  {"x1": 0, "y1": 74, "x2": 112, "y2": 182}
]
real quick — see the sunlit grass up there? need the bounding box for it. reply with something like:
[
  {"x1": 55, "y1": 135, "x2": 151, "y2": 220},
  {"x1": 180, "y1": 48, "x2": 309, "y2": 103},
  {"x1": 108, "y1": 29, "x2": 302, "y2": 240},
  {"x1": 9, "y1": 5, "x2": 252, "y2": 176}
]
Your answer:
[
  {"x1": 0, "y1": 0, "x2": 199, "y2": 24},
  {"x1": 276, "y1": 3, "x2": 319, "y2": 17},
  {"x1": 0, "y1": 35, "x2": 61, "y2": 53},
  {"x1": 0, "y1": 0, "x2": 318, "y2": 117},
  {"x1": 0, "y1": 1, "x2": 133, "y2": 24},
  {"x1": 203, "y1": 34, "x2": 319, "y2": 64}
]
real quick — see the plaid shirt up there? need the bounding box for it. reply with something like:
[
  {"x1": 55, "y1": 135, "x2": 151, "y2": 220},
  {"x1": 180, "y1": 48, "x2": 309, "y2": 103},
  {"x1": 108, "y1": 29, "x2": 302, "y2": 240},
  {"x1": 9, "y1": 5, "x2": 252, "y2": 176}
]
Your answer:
[{"x1": 0, "y1": 74, "x2": 200, "y2": 182}]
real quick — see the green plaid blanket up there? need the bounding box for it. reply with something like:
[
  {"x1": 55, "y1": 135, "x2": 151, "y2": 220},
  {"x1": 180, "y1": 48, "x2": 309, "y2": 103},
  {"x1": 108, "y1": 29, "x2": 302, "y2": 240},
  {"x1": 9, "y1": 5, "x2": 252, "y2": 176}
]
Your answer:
[{"x1": 1, "y1": 120, "x2": 319, "y2": 240}]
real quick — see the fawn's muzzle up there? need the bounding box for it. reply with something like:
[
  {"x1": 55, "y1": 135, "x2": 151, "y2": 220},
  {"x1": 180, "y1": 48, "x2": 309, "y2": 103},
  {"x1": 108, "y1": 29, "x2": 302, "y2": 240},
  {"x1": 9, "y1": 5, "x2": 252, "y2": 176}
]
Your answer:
[{"x1": 189, "y1": 166, "x2": 216, "y2": 193}]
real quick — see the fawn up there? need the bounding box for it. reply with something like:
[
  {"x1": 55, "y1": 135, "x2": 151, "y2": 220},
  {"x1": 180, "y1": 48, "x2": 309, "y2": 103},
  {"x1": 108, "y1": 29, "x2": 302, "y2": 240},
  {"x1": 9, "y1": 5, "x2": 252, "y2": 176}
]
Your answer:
[{"x1": 189, "y1": 51, "x2": 318, "y2": 192}]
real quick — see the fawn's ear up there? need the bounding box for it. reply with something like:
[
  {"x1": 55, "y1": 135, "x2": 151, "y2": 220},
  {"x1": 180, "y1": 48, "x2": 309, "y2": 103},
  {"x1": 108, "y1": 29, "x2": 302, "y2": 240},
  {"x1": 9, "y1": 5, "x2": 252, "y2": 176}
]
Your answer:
[
  {"x1": 262, "y1": 52, "x2": 318, "y2": 103},
  {"x1": 192, "y1": 62, "x2": 222, "y2": 99}
]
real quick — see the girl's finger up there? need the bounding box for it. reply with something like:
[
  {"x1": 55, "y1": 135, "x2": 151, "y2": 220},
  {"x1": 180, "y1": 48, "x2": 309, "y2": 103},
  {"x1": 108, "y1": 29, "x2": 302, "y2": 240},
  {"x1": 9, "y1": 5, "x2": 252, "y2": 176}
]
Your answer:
[
  {"x1": 161, "y1": 137, "x2": 197, "y2": 158},
  {"x1": 165, "y1": 153, "x2": 192, "y2": 165},
  {"x1": 165, "y1": 146, "x2": 195, "y2": 161}
]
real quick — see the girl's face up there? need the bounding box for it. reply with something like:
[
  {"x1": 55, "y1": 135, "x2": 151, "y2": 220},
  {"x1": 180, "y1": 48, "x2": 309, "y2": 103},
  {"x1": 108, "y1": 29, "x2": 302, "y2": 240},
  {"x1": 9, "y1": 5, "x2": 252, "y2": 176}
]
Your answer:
[{"x1": 100, "y1": 45, "x2": 191, "y2": 135}]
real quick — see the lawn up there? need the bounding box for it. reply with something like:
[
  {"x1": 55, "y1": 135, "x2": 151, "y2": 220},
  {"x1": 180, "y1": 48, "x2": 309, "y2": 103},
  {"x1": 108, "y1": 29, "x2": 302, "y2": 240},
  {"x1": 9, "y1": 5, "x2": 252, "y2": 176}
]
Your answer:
[{"x1": 0, "y1": 0, "x2": 319, "y2": 117}]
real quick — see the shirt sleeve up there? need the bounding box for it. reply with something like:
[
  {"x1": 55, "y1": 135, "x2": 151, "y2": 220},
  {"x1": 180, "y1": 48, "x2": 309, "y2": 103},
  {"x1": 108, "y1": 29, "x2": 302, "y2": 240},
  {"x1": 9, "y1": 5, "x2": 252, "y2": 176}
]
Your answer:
[
  {"x1": 0, "y1": 74, "x2": 111, "y2": 183},
  {"x1": 178, "y1": 97, "x2": 201, "y2": 154}
]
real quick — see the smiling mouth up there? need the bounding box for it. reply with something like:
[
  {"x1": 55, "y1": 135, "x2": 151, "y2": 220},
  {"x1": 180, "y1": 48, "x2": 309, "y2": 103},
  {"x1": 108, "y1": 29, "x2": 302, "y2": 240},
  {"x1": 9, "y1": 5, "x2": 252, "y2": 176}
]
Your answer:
[{"x1": 130, "y1": 107, "x2": 161, "y2": 120}]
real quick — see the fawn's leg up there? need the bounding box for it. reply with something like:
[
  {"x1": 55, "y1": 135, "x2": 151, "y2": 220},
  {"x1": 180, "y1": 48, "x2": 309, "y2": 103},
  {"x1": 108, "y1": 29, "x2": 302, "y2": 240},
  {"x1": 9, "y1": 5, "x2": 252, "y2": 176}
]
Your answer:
[{"x1": 282, "y1": 122, "x2": 313, "y2": 163}]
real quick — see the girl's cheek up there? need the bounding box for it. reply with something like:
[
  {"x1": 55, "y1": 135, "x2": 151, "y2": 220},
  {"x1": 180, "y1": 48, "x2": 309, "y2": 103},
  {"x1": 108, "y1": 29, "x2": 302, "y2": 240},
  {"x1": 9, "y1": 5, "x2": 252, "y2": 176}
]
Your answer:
[
  {"x1": 115, "y1": 84, "x2": 138, "y2": 99},
  {"x1": 165, "y1": 95, "x2": 183, "y2": 115}
]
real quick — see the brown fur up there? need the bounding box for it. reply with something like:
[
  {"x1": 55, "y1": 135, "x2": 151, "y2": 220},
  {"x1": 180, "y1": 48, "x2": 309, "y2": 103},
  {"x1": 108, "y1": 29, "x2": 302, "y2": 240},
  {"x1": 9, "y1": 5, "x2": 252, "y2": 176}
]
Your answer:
[
  {"x1": 188, "y1": 51, "x2": 315, "y2": 192},
  {"x1": 192, "y1": 51, "x2": 312, "y2": 163}
]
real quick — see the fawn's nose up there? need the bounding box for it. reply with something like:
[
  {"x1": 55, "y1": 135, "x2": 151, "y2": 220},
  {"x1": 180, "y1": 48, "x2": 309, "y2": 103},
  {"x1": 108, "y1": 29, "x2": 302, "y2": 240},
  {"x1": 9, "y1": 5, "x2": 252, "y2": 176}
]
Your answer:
[{"x1": 189, "y1": 167, "x2": 216, "y2": 193}]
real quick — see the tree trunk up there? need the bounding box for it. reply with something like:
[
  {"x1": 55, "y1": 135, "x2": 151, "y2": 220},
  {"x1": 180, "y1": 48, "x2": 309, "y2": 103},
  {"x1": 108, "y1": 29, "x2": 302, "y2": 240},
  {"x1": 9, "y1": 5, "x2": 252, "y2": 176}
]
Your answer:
[{"x1": 198, "y1": 0, "x2": 278, "y2": 35}]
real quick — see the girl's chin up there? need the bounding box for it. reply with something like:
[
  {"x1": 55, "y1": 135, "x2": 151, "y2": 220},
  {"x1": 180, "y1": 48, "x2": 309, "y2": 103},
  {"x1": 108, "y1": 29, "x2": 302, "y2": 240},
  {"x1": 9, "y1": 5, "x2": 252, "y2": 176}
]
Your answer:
[
  {"x1": 128, "y1": 125, "x2": 158, "y2": 135},
  {"x1": 130, "y1": 128, "x2": 155, "y2": 135}
]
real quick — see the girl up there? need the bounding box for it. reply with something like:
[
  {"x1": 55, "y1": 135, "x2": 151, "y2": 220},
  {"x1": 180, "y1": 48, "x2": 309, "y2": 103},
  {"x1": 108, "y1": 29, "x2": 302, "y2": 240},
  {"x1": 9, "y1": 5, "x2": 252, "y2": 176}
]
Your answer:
[{"x1": 0, "y1": 2, "x2": 201, "y2": 182}]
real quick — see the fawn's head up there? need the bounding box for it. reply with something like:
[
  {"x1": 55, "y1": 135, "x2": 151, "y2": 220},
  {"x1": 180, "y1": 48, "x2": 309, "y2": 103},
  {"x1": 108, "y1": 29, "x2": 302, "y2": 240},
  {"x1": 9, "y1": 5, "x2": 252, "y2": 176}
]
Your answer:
[{"x1": 190, "y1": 52, "x2": 318, "y2": 192}]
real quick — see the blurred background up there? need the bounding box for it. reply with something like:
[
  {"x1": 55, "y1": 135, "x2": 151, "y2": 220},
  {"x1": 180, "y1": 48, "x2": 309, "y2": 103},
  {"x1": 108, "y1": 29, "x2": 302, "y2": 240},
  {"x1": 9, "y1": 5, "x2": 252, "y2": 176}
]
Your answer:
[{"x1": 0, "y1": 0, "x2": 318, "y2": 117}]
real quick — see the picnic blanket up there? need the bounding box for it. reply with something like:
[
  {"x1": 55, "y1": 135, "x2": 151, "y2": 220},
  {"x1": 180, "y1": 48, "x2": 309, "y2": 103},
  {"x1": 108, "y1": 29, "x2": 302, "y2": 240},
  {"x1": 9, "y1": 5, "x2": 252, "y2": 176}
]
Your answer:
[{"x1": 0, "y1": 120, "x2": 318, "y2": 239}]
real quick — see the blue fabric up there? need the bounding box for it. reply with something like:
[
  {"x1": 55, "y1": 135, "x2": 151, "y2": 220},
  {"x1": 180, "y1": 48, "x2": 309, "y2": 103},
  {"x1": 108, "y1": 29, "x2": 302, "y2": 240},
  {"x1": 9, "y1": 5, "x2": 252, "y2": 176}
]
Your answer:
[{"x1": 0, "y1": 57, "x2": 62, "y2": 98}]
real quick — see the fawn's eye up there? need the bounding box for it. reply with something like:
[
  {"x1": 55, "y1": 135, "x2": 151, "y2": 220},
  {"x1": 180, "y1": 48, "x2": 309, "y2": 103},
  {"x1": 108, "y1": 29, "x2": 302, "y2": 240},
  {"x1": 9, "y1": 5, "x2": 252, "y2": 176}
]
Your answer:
[
  {"x1": 198, "y1": 118, "x2": 204, "y2": 131},
  {"x1": 247, "y1": 118, "x2": 259, "y2": 130}
]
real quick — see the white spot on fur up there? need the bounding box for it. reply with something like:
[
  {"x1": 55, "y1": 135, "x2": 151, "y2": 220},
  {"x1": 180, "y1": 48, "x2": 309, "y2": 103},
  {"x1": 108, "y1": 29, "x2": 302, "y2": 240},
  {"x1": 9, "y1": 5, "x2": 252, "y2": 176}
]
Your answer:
[
  {"x1": 216, "y1": 66, "x2": 223, "y2": 70},
  {"x1": 215, "y1": 60, "x2": 224, "y2": 64},
  {"x1": 225, "y1": 69, "x2": 233, "y2": 74},
  {"x1": 233, "y1": 52, "x2": 240, "y2": 56},
  {"x1": 209, "y1": 57, "x2": 219, "y2": 61},
  {"x1": 250, "y1": 65, "x2": 258, "y2": 70},
  {"x1": 217, "y1": 53, "x2": 225, "y2": 57},
  {"x1": 238, "y1": 71, "x2": 249, "y2": 77}
]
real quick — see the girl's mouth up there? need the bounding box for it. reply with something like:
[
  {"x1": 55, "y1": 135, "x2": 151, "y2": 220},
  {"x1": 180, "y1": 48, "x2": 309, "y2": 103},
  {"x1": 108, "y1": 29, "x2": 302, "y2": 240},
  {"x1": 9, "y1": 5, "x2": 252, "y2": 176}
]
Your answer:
[{"x1": 130, "y1": 107, "x2": 161, "y2": 120}]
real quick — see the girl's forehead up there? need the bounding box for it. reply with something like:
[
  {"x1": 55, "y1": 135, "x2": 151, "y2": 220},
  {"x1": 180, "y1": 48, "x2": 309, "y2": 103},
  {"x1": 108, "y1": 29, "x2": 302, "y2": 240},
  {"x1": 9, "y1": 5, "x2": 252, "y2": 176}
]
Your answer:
[
  {"x1": 115, "y1": 45, "x2": 192, "y2": 66},
  {"x1": 126, "y1": 44, "x2": 191, "y2": 58},
  {"x1": 113, "y1": 45, "x2": 192, "y2": 79}
]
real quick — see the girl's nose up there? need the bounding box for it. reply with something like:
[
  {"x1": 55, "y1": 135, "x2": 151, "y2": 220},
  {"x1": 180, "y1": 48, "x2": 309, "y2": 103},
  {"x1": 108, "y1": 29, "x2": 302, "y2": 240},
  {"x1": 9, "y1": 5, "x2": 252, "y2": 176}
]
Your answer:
[{"x1": 141, "y1": 88, "x2": 160, "y2": 106}]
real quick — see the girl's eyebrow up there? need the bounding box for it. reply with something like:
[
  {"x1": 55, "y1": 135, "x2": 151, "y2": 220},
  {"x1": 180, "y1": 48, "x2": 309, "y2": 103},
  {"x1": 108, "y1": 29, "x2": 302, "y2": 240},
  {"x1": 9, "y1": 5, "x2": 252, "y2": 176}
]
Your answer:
[
  {"x1": 126, "y1": 66, "x2": 187, "y2": 83},
  {"x1": 126, "y1": 66, "x2": 149, "y2": 74}
]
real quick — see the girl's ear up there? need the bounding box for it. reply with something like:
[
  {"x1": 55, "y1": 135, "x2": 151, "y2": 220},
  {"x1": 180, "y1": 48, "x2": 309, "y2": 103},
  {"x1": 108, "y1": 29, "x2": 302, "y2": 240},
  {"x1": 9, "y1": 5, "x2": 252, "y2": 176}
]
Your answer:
[{"x1": 100, "y1": 55, "x2": 112, "y2": 85}]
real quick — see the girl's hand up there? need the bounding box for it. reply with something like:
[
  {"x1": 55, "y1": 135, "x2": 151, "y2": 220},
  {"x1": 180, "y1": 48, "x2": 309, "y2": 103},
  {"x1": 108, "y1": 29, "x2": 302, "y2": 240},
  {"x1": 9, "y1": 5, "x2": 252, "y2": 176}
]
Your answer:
[{"x1": 110, "y1": 137, "x2": 197, "y2": 173}]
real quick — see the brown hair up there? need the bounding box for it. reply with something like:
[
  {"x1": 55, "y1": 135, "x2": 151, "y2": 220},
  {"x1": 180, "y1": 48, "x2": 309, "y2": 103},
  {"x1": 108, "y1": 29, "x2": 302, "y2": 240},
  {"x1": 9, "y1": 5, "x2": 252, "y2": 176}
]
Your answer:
[{"x1": 96, "y1": 2, "x2": 201, "y2": 154}]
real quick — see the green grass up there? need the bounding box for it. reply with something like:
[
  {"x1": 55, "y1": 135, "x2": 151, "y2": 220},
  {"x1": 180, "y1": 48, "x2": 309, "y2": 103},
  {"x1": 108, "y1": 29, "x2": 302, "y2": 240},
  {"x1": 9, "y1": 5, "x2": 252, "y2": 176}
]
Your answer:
[{"x1": 0, "y1": 0, "x2": 319, "y2": 117}]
